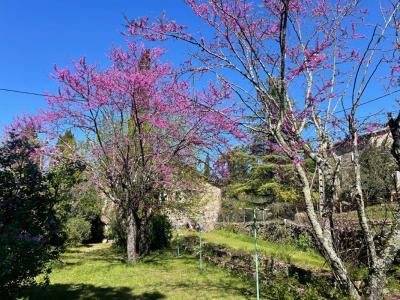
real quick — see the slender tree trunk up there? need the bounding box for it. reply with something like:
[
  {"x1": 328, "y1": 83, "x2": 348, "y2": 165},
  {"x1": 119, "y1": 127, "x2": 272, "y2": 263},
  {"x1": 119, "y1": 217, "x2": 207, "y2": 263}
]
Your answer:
[
  {"x1": 126, "y1": 210, "x2": 138, "y2": 263},
  {"x1": 351, "y1": 132, "x2": 377, "y2": 267},
  {"x1": 295, "y1": 164, "x2": 361, "y2": 299}
]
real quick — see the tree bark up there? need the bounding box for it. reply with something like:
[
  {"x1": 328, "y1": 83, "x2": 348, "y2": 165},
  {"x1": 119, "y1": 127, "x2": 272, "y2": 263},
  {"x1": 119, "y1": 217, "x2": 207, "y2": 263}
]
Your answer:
[
  {"x1": 367, "y1": 270, "x2": 385, "y2": 300},
  {"x1": 366, "y1": 221, "x2": 400, "y2": 299},
  {"x1": 351, "y1": 131, "x2": 378, "y2": 267},
  {"x1": 295, "y1": 164, "x2": 361, "y2": 299},
  {"x1": 126, "y1": 210, "x2": 138, "y2": 263}
]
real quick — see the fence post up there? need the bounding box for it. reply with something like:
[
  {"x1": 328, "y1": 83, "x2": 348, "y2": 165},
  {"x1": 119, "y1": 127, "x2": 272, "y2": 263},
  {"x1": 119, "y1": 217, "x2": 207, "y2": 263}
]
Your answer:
[
  {"x1": 176, "y1": 223, "x2": 180, "y2": 258},
  {"x1": 253, "y1": 208, "x2": 260, "y2": 300},
  {"x1": 199, "y1": 232, "x2": 203, "y2": 272}
]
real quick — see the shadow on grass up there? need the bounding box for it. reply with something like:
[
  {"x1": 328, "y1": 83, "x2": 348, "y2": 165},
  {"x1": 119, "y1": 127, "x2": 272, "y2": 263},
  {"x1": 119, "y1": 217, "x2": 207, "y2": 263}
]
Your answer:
[
  {"x1": 21, "y1": 284, "x2": 165, "y2": 300},
  {"x1": 140, "y1": 250, "x2": 184, "y2": 265},
  {"x1": 53, "y1": 246, "x2": 126, "y2": 270}
]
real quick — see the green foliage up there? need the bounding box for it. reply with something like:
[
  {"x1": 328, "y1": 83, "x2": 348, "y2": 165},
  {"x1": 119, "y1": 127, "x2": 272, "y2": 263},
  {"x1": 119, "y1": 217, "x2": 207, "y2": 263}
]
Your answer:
[
  {"x1": 224, "y1": 147, "x2": 254, "y2": 184},
  {"x1": 263, "y1": 270, "x2": 351, "y2": 299},
  {"x1": 220, "y1": 146, "x2": 303, "y2": 221},
  {"x1": 224, "y1": 147, "x2": 301, "y2": 205},
  {"x1": 359, "y1": 143, "x2": 397, "y2": 204},
  {"x1": 348, "y1": 265, "x2": 369, "y2": 282},
  {"x1": 106, "y1": 211, "x2": 126, "y2": 248},
  {"x1": 294, "y1": 233, "x2": 312, "y2": 251},
  {"x1": 65, "y1": 217, "x2": 92, "y2": 245},
  {"x1": 48, "y1": 158, "x2": 85, "y2": 222},
  {"x1": 49, "y1": 131, "x2": 103, "y2": 245},
  {"x1": 148, "y1": 214, "x2": 172, "y2": 251},
  {"x1": 0, "y1": 131, "x2": 64, "y2": 296},
  {"x1": 257, "y1": 181, "x2": 300, "y2": 202},
  {"x1": 66, "y1": 188, "x2": 103, "y2": 244},
  {"x1": 107, "y1": 212, "x2": 172, "y2": 253}
]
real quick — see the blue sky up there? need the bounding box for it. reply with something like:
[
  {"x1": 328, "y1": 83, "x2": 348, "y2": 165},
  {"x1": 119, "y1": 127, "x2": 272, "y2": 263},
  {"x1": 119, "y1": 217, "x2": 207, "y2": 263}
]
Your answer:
[
  {"x1": 0, "y1": 0, "x2": 398, "y2": 131},
  {"x1": 0, "y1": 0, "x2": 197, "y2": 128}
]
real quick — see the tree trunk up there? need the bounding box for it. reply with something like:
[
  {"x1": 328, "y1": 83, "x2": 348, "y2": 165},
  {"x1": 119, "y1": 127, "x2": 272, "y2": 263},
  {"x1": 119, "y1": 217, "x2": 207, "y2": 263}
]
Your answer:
[
  {"x1": 295, "y1": 164, "x2": 361, "y2": 299},
  {"x1": 126, "y1": 210, "x2": 138, "y2": 263},
  {"x1": 366, "y1": 222, "x2": 400, "y2": 299},
  {"x1": 351, "y1": 131, "x2": 377, "y2": 267},
  {"x1": 367, "y1": 270, "x2": 386, "y2": 300}
]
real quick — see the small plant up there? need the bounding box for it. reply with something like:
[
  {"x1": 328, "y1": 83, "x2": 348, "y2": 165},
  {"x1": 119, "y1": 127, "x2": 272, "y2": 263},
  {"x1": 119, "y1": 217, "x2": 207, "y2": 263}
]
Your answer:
[{"x1": 295, "y1": 233, "x2": 312, "y2": 251}]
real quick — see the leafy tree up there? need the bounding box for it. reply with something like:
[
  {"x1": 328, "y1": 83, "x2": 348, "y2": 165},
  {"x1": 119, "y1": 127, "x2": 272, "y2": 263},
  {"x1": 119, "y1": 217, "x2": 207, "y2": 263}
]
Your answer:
[
  {"x1": 49, "y1": 131, "x2": 103, "y2": 245},
  {"x1": 0, "y1": 130, "x2": 64, "y2": 295},
  {"x1": 225, "y1": 148, "x2": 300, "y2": 203},
  {"x1": 360, "y1": 142, "x2": 397, "y2": 204}
]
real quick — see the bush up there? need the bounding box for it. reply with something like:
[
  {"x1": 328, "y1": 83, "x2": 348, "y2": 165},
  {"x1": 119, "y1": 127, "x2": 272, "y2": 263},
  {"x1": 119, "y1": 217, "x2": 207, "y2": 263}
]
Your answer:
[
  {"x1": 294, "y1": 233, "x2": 312, "y2": 251},
  {"x1": 65, "y1": 217, "x2": 92, "y2": 245},
  {"x1": 107, "y1": 211, "x2": 126, "y2": 248},
  {"x1": 0, "y1": 131, "x2": 64, "y2": 296},
  {"x1": 66, "y1": 188, "x2": 104, "y2": 244},
  {"x1": 49, "y1": 155, "x2": 104, "y2": 245},
  {"x1": 107, "y1": 212, "x2": 172, "y2": 254},
  {"x1": 149, "y1": 214, "x2": 172, "y2": 251}
]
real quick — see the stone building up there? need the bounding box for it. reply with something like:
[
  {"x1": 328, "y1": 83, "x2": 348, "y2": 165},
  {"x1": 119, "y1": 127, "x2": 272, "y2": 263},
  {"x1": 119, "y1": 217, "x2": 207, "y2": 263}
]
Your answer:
[
  {"x1": 333, "y1": 127, "x2": 399, "y2": 209},
  {"x1": 167, "y1": 180, "x2": 222, "y2": 232},
  {"x1": 100, "y1": 178, "x2": 222, "y2": 235}
]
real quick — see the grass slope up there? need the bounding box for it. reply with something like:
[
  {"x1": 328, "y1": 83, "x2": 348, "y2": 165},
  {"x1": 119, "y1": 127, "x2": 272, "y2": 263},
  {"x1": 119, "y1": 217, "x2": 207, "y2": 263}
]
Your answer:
[
  {"x1": 21, "y1": 243, "x2": 255, "y2": 300},
  {"x1": 186, "y1": 230, "x2": 327, "y2": 271},
  {"x1": 336, "y1": 204, "x2": 397, "y2": 222}
]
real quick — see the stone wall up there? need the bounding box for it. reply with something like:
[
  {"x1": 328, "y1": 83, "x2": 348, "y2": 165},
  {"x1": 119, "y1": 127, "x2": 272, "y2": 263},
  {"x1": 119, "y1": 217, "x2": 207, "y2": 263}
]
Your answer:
[
  {"x1": 216, "y1": 220, "x2": 400, "y2": 264},
  {"x1": 180, "y1": 235, "x2": 331, "y2": 282},
  {"x1": 169, "y1": 181, "x2": 222, "y2": 232}
]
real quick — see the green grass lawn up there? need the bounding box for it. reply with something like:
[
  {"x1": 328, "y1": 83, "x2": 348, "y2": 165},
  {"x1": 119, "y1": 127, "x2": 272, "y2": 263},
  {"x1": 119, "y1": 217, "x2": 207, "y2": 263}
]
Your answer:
[
  {"x1": 21, "y1": 243, "x2": 255, "y2": 300},
  {"x1": 185, "y1": 230, "x2": 327, "y2": 271}
]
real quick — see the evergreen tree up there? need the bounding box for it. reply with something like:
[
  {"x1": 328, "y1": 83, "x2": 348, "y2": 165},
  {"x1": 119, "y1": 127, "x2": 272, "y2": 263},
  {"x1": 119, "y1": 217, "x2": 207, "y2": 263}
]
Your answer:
[{"x1": 0, "y1": 130, "x2": 64, "y2": 295}]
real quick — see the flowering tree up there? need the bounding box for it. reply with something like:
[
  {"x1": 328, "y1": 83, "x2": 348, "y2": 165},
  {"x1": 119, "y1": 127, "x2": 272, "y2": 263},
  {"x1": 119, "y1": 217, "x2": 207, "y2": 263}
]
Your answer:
[
  {"x1": 128, "y1": 0, "x2": 400, "y2": 298},
  {"x1": 39, "y1": 41, "x2": 240, "y2": 262}
]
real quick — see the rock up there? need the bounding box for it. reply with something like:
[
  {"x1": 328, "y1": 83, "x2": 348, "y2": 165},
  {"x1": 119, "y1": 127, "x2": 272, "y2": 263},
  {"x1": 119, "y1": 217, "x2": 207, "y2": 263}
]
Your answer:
[{"x1": 294, "y1": 212, "x2": 309, "y2": 225}]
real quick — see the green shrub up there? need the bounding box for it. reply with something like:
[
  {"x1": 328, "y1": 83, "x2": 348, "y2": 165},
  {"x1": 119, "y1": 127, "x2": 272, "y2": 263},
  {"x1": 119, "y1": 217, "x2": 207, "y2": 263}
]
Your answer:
[
  {"x1": 149, "y1": 214, "x2": 172, "y2": 251},
  {"x1": 107, "y1": 212, "x2": 172, "y2": 254},
  {"x1": 106, "y1": 211, "x2": 126, "y2": 247},
  {"x1": 264, "y1": 276, "x2": 351, "y2": 300},
  {"x1": 295, "y1": 233, "x2": 312, "y2": 251},
  {"x1": 65, "y1": 217, "x2": 92, "y2": 245}
]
